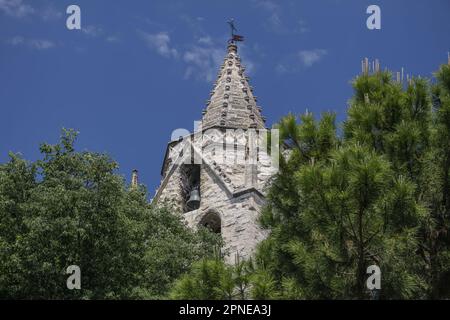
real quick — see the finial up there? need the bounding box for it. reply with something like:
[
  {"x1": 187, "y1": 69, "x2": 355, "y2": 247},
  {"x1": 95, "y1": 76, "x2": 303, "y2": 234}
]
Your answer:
[
  {"x1": 362, "y1": 57, "x2": 369, "y2": 75},
  {"x1": 227, "y1": 42, "x2": 238, "y2": 53},
  {"x1": 131, "y1": 169, "x2": 138, "y2": 188},
  {"x1": 227, "y1": 19, "x2": 244, "y2": 44},
  {"x1": 374, "y1": 59, "x2": 380, "y2": 73}
]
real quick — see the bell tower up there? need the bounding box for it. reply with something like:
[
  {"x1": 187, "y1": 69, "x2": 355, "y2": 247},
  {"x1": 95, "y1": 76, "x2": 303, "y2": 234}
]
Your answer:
[{"x1": 153, "y1": 28, "x2": 277, "y2": 262}]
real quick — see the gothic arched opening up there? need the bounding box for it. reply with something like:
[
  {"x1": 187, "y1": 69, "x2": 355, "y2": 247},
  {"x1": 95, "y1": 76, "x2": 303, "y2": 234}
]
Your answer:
[
  {"x1": 180, "y1": 164, "x2": 201, "y2": 212},
  {"x1": 199, "y1": 211, "x2": 221, "y2": 234}
]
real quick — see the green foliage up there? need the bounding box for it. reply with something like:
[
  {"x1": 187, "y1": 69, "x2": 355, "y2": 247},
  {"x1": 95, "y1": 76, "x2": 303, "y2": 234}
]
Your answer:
[
  {"x1": 170, "y1": 257, "x2": 235, "y2": 300},
  {"x1": 421, "y1": 64, "x2": 450, "y2": 298},
  {"x1": 249, "y1": 268, "x2": 278, "y2": 300},
  {"x1": 0, "y1": 129, "x2": 219, "y2": 299},
  {"x1": 170, "y1": 254, "x2": 281, "y2": 300},
  {"x1": 258, "y1": 63, "x2": 450, "y2": 299}
]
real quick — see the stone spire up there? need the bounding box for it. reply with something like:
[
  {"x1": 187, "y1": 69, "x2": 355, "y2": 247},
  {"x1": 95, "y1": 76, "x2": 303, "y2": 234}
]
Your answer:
[{"x1": 201, "y1": 43, "x2": 266, "y2": 130}]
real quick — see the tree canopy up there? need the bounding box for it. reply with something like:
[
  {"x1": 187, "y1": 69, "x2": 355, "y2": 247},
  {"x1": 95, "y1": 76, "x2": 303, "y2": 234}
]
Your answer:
[
  {"x1": 0, "y1": 129, "x2": 220, "y2": 299},
  {"x1": 256, "y1": 63, "x2": 450, "y2": 299}
]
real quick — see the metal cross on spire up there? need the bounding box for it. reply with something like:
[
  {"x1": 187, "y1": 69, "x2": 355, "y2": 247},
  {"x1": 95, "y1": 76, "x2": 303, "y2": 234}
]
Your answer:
[
  {"x1": 227, "y1": 18, "x2": 237, "y2": 37},
  {"x1": 227, "y1": 18, "x2": 244, "y2": 44}
]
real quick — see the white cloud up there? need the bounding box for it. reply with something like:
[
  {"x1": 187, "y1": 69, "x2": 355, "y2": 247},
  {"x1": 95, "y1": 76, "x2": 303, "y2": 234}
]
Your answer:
[
  {"x1": 81, "y1": 25, "x2": 120, "y2": 44},
  {"x1": 8, "y1": 36, "x2": 55, "y2": 50},
  {"x1": 106, "y1": 35, "x2": 120, "y2": 43},
  {"x1": 0, "y1": 1, "x2": 64, "y2": 21},
  {"x1": 41, "y1": 5, "x2": 62, "y2": 21},
  {"x1": 275, "y1": 63, "x2": 288, "y2": 74},
  {"x1": 179, "y1": 14, "x2": 206, "y2": 36},
  {"x1": 82, "y1": 25, "x2": 104, "y2": 38},
  {"x1": 140, "y1": 31, "x2": 179, "y2": 59},
  {"x1": 9, "y1": 35, "x2": 24, "y2": 45},
  {"x1": 183, "y1": 45, "x2": 224, "y2": 82},
  {"x1": 138, "y1": 24, "x2": 257, "y2": 83},
  {"x1": 29, "y1": 39, "x2": 54, "y2": 49},
  {"x1": 276, "y1": 49, "x2": 327, "y2": 74},
  {"x1": 197, "y1": 36, "x2": 213, "y2": 46},
  {"x1": 298, "y1": 49, "x2": 327, "y2": 67},
  {"x1": 0, "y1": 0, "x2": 34, "y2": 17},
  {"x1": 252, "y1": 0, "x2": 284, "y2": 33},
  {"x1": 296, "y1": 19, "x2": 309, "y2": 34},
  {"x1": 253, "y1": 0, "x2": 279, "y2": 15},
  {"x1": 253, "y1": 0, "x2": 310, "y2": 35}
]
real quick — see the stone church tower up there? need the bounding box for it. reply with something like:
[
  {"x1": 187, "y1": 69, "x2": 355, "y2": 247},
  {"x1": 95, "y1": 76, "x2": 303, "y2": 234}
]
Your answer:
[{"x1": 153, "y1": 40, "x2": 277, "y2": 263}]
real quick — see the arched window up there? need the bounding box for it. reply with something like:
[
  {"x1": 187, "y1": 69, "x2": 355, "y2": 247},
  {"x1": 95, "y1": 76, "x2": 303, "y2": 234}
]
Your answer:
[{"x1": 199, "y1": 211, "x2": 221, "y2": 234}]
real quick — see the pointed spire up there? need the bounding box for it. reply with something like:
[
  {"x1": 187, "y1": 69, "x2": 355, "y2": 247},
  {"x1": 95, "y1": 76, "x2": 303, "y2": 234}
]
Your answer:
[
  {"x1": 131, "y1": 169, "x2": 139, "y2": 188},
  {"x1": 201, "y1": 39, "x2": 266, "y2": 130}
]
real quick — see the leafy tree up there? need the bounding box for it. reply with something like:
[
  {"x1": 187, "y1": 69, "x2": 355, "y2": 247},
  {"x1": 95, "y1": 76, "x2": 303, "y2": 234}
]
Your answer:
[
  {"x1": 0, "y1": 129, "x2": 219, "y2": 299},
  {"x1": 345, "y1": 66, "x2": 450, "y2": 298},
  {"x1": 170, "y1": 254, "x2": 275, "y2": 300},
  {"x1": 260, "y1": 143, "x2": 425, "y2": 298},
  {"x1": 249, "y1": 268, "x2": 278, "y2": 300},
  {"x1": 419, "y1": 64, "x2": 450, "y2": 298},
  {"x1": 170, "y1": 257, "x2": 235, "y2": 300},
  {"x1": 257, "y1": 63, "x2": 450, "y2": 299}
]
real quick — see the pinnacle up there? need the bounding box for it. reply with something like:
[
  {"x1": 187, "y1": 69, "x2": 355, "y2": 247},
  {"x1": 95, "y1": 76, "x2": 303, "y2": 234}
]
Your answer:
[{"x1": 201, "y1": 43, "x2": 266, "y2": 130}]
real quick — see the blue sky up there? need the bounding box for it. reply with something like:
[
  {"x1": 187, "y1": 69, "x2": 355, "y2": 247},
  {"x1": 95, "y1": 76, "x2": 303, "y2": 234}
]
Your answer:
[{"x1": 1, "y1": 0, "x2": 449, "y2": 194}]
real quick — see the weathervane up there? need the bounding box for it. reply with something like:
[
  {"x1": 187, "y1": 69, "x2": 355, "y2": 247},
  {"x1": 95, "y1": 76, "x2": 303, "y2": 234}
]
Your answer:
[{"x1": 227, "y1": 18, "x2": 244, "y2": 44}]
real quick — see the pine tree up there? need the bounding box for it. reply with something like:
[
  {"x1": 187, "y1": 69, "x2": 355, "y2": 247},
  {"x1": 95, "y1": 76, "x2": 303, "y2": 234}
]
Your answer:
[
  {"x1": 257, "y1": 63, "x2": 450, "y2": 299},
  {"x1": 169, "y1": 257, "x2": 235, "y2": 300},
  {"x1": 419, "y1": 64, "x2": 450, "y2": 298}
]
